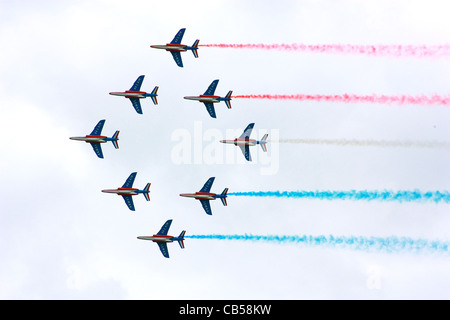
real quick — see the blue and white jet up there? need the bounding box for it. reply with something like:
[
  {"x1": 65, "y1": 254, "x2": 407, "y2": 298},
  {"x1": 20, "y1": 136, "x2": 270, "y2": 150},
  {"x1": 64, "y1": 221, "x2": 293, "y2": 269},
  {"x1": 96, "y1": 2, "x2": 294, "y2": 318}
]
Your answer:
[
  {"x1": 150, "y1": 28, "x2": 199, "y2": 68},
  {"x1": 101, "y1": 172, "x2": 151, "y2": 211},
  {"x1": 180, "y1": 177, "x2": 228, "y2": 215},
  {"x1": 70, "y1": 119, "x2": 119, "y2": 159},
  {"x1": 220, "y1": 123, "x2": 268, "y2": 161},
  {"x1": 109, "y1": 75, "x2": 158, "y2": 114},
  {"x1": 137, "y1": 219, "x2": 186, "y2": 258},
  {"x1": 183, "y1": 79, "x2": 232, "y2": 118}
]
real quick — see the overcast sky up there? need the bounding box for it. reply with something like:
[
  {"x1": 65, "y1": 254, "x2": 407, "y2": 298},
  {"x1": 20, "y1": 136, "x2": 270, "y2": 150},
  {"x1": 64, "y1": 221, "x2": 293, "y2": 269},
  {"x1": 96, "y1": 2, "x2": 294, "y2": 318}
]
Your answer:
[{"x1": 1, "y1": 0, "x2": 450, "y2": 299}]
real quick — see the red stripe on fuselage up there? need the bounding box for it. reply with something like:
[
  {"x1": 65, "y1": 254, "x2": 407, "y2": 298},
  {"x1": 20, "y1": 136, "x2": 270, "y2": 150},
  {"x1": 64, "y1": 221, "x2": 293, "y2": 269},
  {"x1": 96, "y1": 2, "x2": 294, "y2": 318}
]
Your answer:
[{"x1": 152, "y1": 235, "x2": 173, "y2": 242}]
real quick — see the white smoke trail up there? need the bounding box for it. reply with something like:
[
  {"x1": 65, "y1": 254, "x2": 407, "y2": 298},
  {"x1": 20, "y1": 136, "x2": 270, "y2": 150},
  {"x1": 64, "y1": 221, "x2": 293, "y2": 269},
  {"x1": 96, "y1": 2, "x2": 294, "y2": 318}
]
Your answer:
[{"x1": 276, "y1": 139, "x2": 450, "y2": 149}]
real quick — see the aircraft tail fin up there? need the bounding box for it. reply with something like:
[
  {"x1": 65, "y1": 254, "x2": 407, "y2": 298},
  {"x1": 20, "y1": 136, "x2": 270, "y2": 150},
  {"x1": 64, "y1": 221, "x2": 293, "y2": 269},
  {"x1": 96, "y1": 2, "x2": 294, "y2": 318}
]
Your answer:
[
  {"x1": 225, "y1": 91, "x2": 232, "y2": 109},
  {"x1": 192, "y1": 40, "x2": 200, "y2": 58},
  {"x1": 220, "y1": 188, "x2": 229, "y2": 206},
  {"x1": 260, "y1": 134, "x2": 268, "y2": 152},
  {"x1": 178, "y1": 231, "x2": 186, "y2": 249},
  {"x1": 112, "y1": 131, "x2": 120, "y2": 149},
  {"x1": 143, "y1": 183, "x2": 151, "y2": 201},
  {"x1": 150, "y1": 86, "x2": 159, "y2": 105}
]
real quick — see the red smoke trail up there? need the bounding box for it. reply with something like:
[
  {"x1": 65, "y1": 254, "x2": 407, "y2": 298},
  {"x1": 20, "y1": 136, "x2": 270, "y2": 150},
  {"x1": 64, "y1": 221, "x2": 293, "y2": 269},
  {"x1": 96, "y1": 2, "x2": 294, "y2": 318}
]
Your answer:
[
  {"x1": 199, "y1": 43, "x2": 450, "y2": 58},
  {"x1": 232, "y1": 94, "x2": 450, "y2": 106}
]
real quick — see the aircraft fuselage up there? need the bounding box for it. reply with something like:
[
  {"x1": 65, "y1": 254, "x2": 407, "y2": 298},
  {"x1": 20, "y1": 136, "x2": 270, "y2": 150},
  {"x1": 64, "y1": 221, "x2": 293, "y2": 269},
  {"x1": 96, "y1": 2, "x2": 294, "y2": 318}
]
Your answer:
[
  {"x1": 179, "y1": 192, "x2": 217, "y2": 201},
  {"x1": 101, "y1": 187, "x2": 139, "y2": 196},
  {"x1": 70, "y1": 135, "x2": 107, "y2": 143},
  {"x1": 220, "y1": 138, "x2": 259, "y2": 147},
  {"x1": 109, "y1": 91, "x2": 147, "y2": 99},
  {"x1": 183, "y1": 95, "x2": 222, "y2": 103},
  {"x1": 137, "y1": 235, "x2": 174, "y2": 242},
  {"x1": 150, "y1": 44, "x2": 188, "y2": 52}
]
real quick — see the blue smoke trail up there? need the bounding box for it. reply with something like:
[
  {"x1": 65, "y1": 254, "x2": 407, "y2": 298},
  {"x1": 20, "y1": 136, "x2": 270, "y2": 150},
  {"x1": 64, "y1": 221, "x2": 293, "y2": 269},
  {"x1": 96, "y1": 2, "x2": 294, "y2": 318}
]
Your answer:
[
  {"x1": 227, "y1": 190, "x2": 450, "y2": 203},
  {"x1": 185, "y1": 234, "x2": 450, "y2": 255}
]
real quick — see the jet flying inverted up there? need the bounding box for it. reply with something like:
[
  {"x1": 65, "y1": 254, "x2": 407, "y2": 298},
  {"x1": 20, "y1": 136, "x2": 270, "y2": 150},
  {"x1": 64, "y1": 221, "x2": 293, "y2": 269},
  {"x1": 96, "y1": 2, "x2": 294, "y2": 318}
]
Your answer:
[
  {"x1": 137, "y1": 219, "x2": 186, "y2": 258},
  {"x1": 69, "y1": 119, "x2": 119, "y2": 159},
  {"x1": 180, "y1": 177, "x2": 228, "y2": 215},
  {"x1": 220, "y1": 123, "x2": 268, "y2": 161},
  {"x1": 150, "y1": 28, "x2": 199, "y2": 68},
  {"x1": 101, "y1": 172, "x2": 151, "y2": 211},
  {"x1": 184, "y1": 79, "x2": 232, "y2": 118},
  {"x1": 109, "y1": 75, "x2": 159, "y2": 114}
]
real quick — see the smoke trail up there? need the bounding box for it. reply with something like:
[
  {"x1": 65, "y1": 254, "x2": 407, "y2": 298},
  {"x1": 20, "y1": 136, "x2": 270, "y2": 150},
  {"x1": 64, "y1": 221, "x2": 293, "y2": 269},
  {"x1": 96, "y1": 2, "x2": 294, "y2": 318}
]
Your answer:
[
  {"x1": 277, "y1": 139, "x2": 450, "y2": 149},
  {"x1": 199, "y1": 43, "x2": 450, "y2": 58},
  {"x1": 185, "y1": 234, "x2": 450, "y2": 255},
  {"x1": 232, "y1": 94, "x2": 450, "y2": 106},
  {"x1": 228, "y1": 190, "x2": 450, "y2": 203}
]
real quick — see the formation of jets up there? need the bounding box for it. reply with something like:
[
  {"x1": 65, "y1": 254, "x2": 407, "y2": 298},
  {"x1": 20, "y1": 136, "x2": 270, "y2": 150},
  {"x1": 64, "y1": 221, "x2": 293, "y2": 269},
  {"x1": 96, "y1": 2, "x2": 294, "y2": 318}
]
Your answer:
[{"x1": 69, "y1": 28, "x2": 269, "y2": 258}]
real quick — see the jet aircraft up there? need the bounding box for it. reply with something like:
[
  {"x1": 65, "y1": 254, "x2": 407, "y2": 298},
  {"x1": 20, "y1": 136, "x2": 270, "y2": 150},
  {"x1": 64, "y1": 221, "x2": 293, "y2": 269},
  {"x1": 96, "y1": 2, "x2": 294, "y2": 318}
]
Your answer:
[
  {"x1": 184, "y1": 79, "x2": 232, "y2": 118},
  {"x1": 137, "y1": 219, "x2": 186, "y2": 258},
  {"x1": 180, "y1": 177, "x2": 228, "y2": 215},
  {"x1": 150, "y1": 28, "x2": 199, "y2": 68},
  {"x1": 109, "y1": 75, "x2": 158, "y2": 114},
  {"x1": 220, "y1": 123, "x2": 268, "y2": 161},
  {"x1": 101, "y1": 172, "x2": 150, "y2": 211},
  {"x1": 69, "y1": 119, "x2": 119, "y2": 159}
]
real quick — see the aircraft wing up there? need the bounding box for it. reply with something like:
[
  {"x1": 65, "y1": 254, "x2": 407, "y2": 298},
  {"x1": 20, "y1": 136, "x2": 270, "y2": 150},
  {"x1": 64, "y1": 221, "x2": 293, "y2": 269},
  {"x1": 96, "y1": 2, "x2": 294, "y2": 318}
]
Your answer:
[
  {"x1": 90, "y1": 143, "x2": 104, "y2": 159},
  {"x1": 122, "y1": 195, "x2": 135, "y2": 211},
  {"x1": 130, "y1": 75, "x2": 145, "y2": 91},
  {"x1": 122, "y1": 172, "x2": 137, "y2": 188},
  {"x1": 157, "y1": 242, "x2": 170, "y2": 258},
  {"x1": 170, "y1": 28, "x2": 186, "y2": 44},
  {"x1": 157, "y1": 219, "x2": 173, "y2": 235},
  {"x1": 203, "y1": 102, "x2": 216, "y2": 118},
  {"x1": 239, "y1": 145, "x2": 252, "y2": 161},
  {"x1": 200, "y1": 177, "x2": 215, "y2": 193},
  {"x1": 239, "y1": 123, "x2": 255, "y2": 139},
  {"x1": 130, "y1": 98, "x2": 143, "y2": 114},
  {"x1": 170, "y1": 51, "x2": 183, "y2": 68},
  {"x1": 90, "y1": 119, "x2": 106, "y2": 135},
  {"x1": 203, "y1": 80, "x2": 219, "y2": 95},
  {"x1": 200, "y1": 200, "x2": 213, "y2": 215}
]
